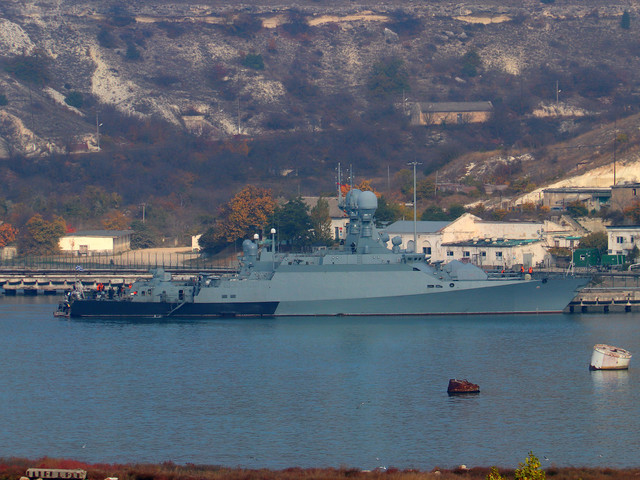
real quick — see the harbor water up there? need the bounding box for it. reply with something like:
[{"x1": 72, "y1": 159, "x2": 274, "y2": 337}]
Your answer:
[{"x1": 1, "y1": 296, "x2": 639, "y2": 470}]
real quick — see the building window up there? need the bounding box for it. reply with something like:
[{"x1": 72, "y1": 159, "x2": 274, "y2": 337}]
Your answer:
[
  {"x1": 617, "y1": 236, "x2": 624, "y2": 244},
  {"x1": 446, "y1": 251, "x2": 454, "y2": 257},
  {"x1": 423, "y1": 247, "x2": 432, "y2": 254},
  {"x1": 634, "y1": 188, "x2": 637, "y2": 196},
  {"x1": 496, "y1": 251, "x2": 503, "y2": 259},
  {"x1": 481, "y1": 251, "x2": 486, "y2": 257},
  {"x1": 463, "y1": 251, "x2": 470, "y2": 257}
]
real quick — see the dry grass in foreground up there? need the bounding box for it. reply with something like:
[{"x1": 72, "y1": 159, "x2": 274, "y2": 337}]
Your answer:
[{"x1": 1, "y1": 458, "x2": 640, "y2": 480}]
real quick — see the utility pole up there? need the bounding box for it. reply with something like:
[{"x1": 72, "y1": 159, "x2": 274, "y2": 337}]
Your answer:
[
  {"x1": 96, "y1": 111, "x2": 103, "y2": 151},
  {"x1": 408, "y1": 161, "x2": 422, "y2": 253},
  {"x1": 237, "y1": 98, "x2": 240, "y2": 134},
  {"x1": 613, "y1": 120, "x2": 617, "y2": 186}
]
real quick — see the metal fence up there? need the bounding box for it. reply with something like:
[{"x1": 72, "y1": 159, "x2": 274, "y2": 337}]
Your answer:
[{"x1": 0, "y1": 251, "x2": 239, "y2": 272}]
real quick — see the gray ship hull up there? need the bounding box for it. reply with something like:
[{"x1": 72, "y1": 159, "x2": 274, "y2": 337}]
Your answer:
[
  {"x1": 271, "y1": 275, "x2": 588, "y2": 316},
  {"x1": 68, "y1": 275, "x2": 587, "y2": 318}
]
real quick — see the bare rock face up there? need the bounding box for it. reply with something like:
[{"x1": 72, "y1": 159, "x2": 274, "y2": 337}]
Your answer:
[
  {"x1": 0, "y1": 0, "x2": 637, "y2": 156},
  {"x1": 0, "y1": 18, "x2": 35, "y2": 55}
]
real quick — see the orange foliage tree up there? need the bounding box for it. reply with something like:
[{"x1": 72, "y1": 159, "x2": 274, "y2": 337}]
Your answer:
[
  {"x1": 102, "y1": 211, "x2": 130, "y2": 230},
  {"x1": 340, "y1": 179, "x2": 380, "y2": 197},
  {"x1": 20, "y1": 214, "x2": 66, "y2": 255},
  {"x1": 624, "y1": 200, "x2": 640, "y2": 223},
  {"x1": 200, "y1": 185, "x2": 276, "y2": 252},
  {"x1": 219, "y1": 185, "x2": 275, "y2": 242},
  {"x1": 0, "y1": 222, "x2": 18, "y2": 247}
]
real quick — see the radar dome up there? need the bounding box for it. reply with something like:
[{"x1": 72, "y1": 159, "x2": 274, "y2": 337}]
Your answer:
[
  {"x1": 347, "y1": 189, "x2": 362, "y2": 209},
  {"x1": 392, "y1": 236, "x2": 403, "y2": 246},
  {"x1": 358, "y1": 190, "x2": 378, "y2": 212}
]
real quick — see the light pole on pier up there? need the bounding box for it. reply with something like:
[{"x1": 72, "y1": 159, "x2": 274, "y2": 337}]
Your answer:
[{"x1": 407, "y1": 161, "x2": 422, "y2": 253}]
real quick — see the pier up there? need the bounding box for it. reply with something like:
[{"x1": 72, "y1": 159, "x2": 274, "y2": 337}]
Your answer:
[
  {"x1": 0, "y1": 268, "x2": 235, "y2": 296},
  {"x1": 0, "y1": 248, "x2": 237, "y2": 296},
  {"x1": 568, "y1": 287, "x2": 640, "y2": 313},
  {"x1": 4, "y1": 267, "x2": 640, "y2": 314}
]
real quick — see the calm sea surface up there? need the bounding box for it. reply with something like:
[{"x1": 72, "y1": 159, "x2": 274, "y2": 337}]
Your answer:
[{"x1": 1, "y1": 296, "x2": 639, "y2": 470}]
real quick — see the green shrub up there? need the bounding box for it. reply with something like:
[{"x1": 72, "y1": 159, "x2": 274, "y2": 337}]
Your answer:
[
  {"x1": 125, "y1": 43, "x2": 141, "y2": 61},
  {"x1": 515, "y1": 452, "x2": 546, "y2": 480},
  {"x1": 222, "y1": 14, "x2": 262, "y2": 37},
  {"x1": 64, "y1": 91, "x2": 84, "y2": 108},
  {"x1": 97, "y1": 28, "x2": 117, "y2": 48},
  {"x1": 621, "y1": 11, "x2": 631, "y2": 29},
  {"x1": 366, "y1": 57, "x2": 409, "y2": 98},
  {"x1": 4, "y1": 55, "x2": 49, "y2": 84},
  {"x1": 241, "y1": 53, "x2": 264, "y2": 70},
  {"x1": 486, "y1": 467, "x2": 506, "y2": 480}
]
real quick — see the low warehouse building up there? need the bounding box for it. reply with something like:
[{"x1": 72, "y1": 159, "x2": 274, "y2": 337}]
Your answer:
[{"x1": 59, "y1": 230, "x2": 133, "y2": 255}]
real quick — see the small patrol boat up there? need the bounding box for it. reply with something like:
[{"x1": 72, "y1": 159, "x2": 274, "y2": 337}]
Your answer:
[{"x1": 589, "y1": 344, "x2": 632, "y2": 370}]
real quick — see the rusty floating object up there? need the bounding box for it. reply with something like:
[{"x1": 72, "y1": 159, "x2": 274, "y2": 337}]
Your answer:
[{"x1": 447, "y1": 378, "x2": 480, "y2": 395}]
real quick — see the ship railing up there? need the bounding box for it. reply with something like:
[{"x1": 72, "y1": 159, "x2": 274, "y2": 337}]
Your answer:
[{"x1": 486, "y1": 272, "x2": 523, "y2": 279}]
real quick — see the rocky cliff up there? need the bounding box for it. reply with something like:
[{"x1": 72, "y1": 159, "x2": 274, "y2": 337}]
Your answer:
[{"x1": 1, "y1": 0, "x2": 640, "y2": 191}]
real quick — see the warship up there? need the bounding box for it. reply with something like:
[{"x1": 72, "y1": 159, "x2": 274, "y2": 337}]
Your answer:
[{"x1": 66, "y1": 188, "x2": 589, "y2": 318}]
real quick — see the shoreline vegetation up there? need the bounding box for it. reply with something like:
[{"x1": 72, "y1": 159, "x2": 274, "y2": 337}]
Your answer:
[{"x1": 2, "y1": 458, "x2": 640, "y2": 480}]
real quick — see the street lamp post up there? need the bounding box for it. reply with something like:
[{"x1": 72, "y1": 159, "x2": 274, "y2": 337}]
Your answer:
[
  {"x1": 271, "y1": 228, "x2": 276, "y2": 270},
  {"x1": 407, "y1": 161, "x2": 422, "y2": 253}
]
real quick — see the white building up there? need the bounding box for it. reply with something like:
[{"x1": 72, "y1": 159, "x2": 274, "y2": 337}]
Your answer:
[
  {"x1": 606, "y1": 225, "x2": 640, "y2": 256},
  {"x1": 192, "y1": 234, "x2": 202, "y2": 252},
  {"x1": 441, "y1": 238, "x2": 548, "y2": 269},
  {"x1": 382, "y1": 220, "x2": 450, "y2": 256},
  {"x1": 383, "y1": 213, "x2": 585, "y2": 268},
  {"x1": 59, "y1": 230, "x2": 133, "y2": 255}
]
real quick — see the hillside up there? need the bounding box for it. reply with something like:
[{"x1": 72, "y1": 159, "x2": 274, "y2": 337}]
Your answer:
[{"x1": 1, "y1": 0, "x2": 640, "y2": 238}]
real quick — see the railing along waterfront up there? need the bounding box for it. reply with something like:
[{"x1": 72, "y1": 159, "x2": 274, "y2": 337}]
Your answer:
[{"x1": 0, "y1": 251, "x2": 239, "y2": 273}]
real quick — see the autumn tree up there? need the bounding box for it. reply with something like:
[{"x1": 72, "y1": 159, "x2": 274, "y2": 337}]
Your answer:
[
  {"x1": 623, "y1": 200, "x2": 640, "y2": 223},
  {"x1": 309, "y1": 197, "x2": 333, "y2": 245},
  {"x1": 102, "y1": 211, "x2": 130, "y2": 230},
  {"x1": 0, "y1": 222, "x2": 18, "y2": 247},
  {"x1": 566, "y1": 200, "x2": 588, "y2": 218},
  {"x1": 199, "y1": 185, "x2": 275, "y2": 253},
  {"x1": 340, "y1": 179, "x2": 381, "y2": 197},
  {"x1": 20, "y1": 214, "x2": 66, "y2": 255},
  {"x1": 354, "y1": 180, "x2": 380, "y2": 196}
]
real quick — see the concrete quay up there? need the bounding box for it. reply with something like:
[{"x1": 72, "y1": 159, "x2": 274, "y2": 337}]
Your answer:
[
  {"x1": 0, "y1": 272, "x2": 153, "y2": 295},
  {"x1": 567, "y1": 287, "x2": 640, "y2": 313},
  {"x1": 0, "y1": 268, "x2": 235, "y2": 296}
]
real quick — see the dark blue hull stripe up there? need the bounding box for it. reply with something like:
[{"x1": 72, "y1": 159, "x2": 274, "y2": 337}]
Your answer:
[{"x1": 69, "y1": 300, "x2": 279, "y2": 317}]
